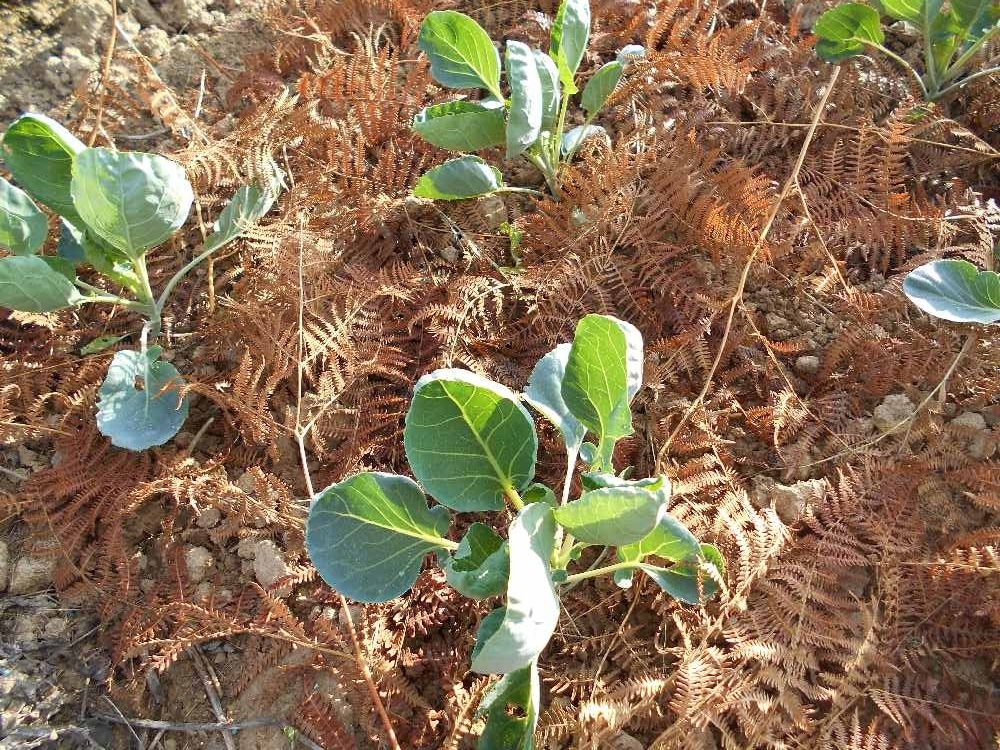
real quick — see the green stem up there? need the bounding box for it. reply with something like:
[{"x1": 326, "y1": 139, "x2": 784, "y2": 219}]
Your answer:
[
  {"x1": 865, "y1": 42, "x2": 930, "y2": 100},
  {"x1": 505, "y1": 486, "x2": 525, "y2": 511},
  {"x1": 563, "y1": 560, "x2": 636, "y2": 585},
  {"x1": 934, "y1": 64, "x2": 1000, "y2": 100},
  {"x1": 561, "y1": 110, "x2": 599, "y2": 167},
  {"x1": 497, "y1": 186, "x2": 546, "y2": 198},
  {"x1": 523, "y1": 152, "x2": 560, "y2": 199},
  {"x1": 133, "y1": 258, "x2": 161, "y2": 337},
  {"x1": 73, "y1": 280, "x2": 151, "y2": 312},
  {"x1": 550, "y1": 90, "x2": 572, "y2": 169},
  {"x1": 941, "y1": 27, "x2": 998, "y2": 85}
]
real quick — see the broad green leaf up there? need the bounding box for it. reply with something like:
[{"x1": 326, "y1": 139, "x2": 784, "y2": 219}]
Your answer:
[
  {"x1": 560, "y1": 124, "x2": 609, "y2": 158},
  {"x1": 306, "y1": 472, "x2": 451, "y2": 602},
  {"x1": 581, "y1": 60, "x2": 623, "y2": 116},
  {"x1": 814, "y1": 3, "x2": 885, "y2": 62},
  {"x1": 560, "y1": 314, "x2": 643, "y2": 469},
  {"x1": 638, "y1": 544, "x2": 725, "y2": 604},
  {"x1": 552, "y1": 482, "x2": 666, "y2": 546},
  {"x1": 445, "y1": 522, "x2": 509, "y2": 599},
  {"x1": 550, "y1": 0, "x2": 591, "y2": 91},
  {"x1": 71, "y1": 148, "x2": 193, "y2": 259},
  {"x1": 1, "y1": 113, "x2": 85, "y2": 224},
  {"x1": 95, "y1": 345, "x2": 190, "y2": 451},
  {"x1": 875, "y1": 0, "x2": 924, "y2": 23},
  {"x1": 0, "y1": 177, "x2": 48, "y2": 255},
  {"x1": 404, "y1": 369, "x2": 537, "y2": 511},
  {"x1": 204, "y1": 176, "x2": 281, "y2": 253},
  {"x1": 412, "y1": 101, "x2": 506, "y2": 151},
  {"x1": 413, "y1": 156, "x2": 503, "y2": 200},
  {"x1": 471, "y1": 503, "x2": 559, "y2": 674},
  {"x1": 617, "y1": 510, "x2": 699, "y2": 568},
  {"x1": 579, "y1": 472, "x2": 663, "y2": 492},
  {"x1": 532, "y1": 50, "x2": 561, "y2": 131},
  {"x1": 418, "y1": 11, "x2": 503, "y2": 99},
  {"x1": 56, "y1": 219, "x2": 87, "y2": 263},
  {"x1": 0, "y1": 255, "x2": 82, "y2": 312},
  {"x1": 902, "y1": 259, "x2": 1000, "y2": 324},
  {"x1": 524, "y1": 343, "x2": 586, "y2": 452},
  {"x1": 950, "y1": 0, "x2": 997, "y2": 39},
  {"x1": 522, "y1": 483, "x2": 557, "y2": 506},
  {"x1": 477, "y1": 661, "x2": 539, "y2": 750},
  {"x1": 81, "y1": 334, "x2": 127, "y2": 355},
  {"x1": 505, "y1": 41, "x2": 543, "y2": 158}
]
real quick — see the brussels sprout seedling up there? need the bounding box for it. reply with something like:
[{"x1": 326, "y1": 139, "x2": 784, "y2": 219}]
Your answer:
[
  {"x1": 410, "y1": 0, "x2": 644, "y2": 201},
  {"x1": 0, "y1": 113, "x2": 282, "y2": 450},
  {"x1": 813, "y1": 1, "x2": 999, "y2": 101},
  {"x1": 306, "y1": 314, "x2": 724, "y2": 748}
]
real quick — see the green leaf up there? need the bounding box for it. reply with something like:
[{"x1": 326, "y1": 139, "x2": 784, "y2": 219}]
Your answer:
[
  {"x1": 445, "y1": 522, "x2": 509, "y2": 599},
  {"x1": 533, "y1": 50, "x2": 561, "y2": 131},
  {"x1": 412, "y1": 100, "x2": 506, "y2": 152},
  {"x1": 524, "y1": 343, "x2": 586, "y2": 453},
  {"x1": 0, "y1": 177, "x2": 48, "y2": 255},
  {"x1": 418, "y1": 11, "x2": 503, "y2": 99},
  {"x1": 560, "y1": 124, "x2": 609, "y2": 158},
  {"x1": 81, "y1": 334, "x2": 127, "y2": 355},
  {"x1": 617, "y1": 510, "x2": 699, "y2": 568},
  {"x1": 413, "y1": 156, "x2": 503, "y2": 200},
  {"x1": 902, "y1": 259, "x2": 1000, "y2": 324},
  {"x1": 638, "y1": 544, "x2": 725, "y2": 604},
  {"x1": 70, "y1": 148, "x2": 193, "y2": 259},
  {"x1": 95, "y1": 345, "x2": 190, "y2": 451},
  {"x1": 477, "y1": 661, "x2": 539, "y2": 750},
  {"x1": 875, "y1": 0, "x2": 924, "y2": 23},
  {"x1": 560, "y1": 314, "x2": 643, "y2": 469},
  {"x1": 306, "y1": 472, "x2": 452, "y2": 602},
  {"x1": 552, "y1": 482, "x2": 666, "y2": 546},
  {"x1": 813, "y1": 3, "x2": 885, "y2": 62},
  {"x1": 404, "y1": 368, "x2": 538, "y2": 511},
  {"x1": 505, "y1": 41, "x2": 544, "y2": 158},
  {"x1": 550, "y1": 0, "x2": 591, "y2": 91},
  {"x1": 471, "y1": 503, "x2": 559, "y2": 673},
  {"x1": 0, "y1": 255, "x2": 83, "y2": 312},
  {"x1": 522, "y1": 483, "x2": 557, "y2": 506},
  {"x1": 1, "y1": 113, "x2": 85, "y2": 225},
  {"x1": 950, "y1": 0, "x2": 997, "y2": 39},
  {"x1": 581, "y1": 60, "x2": 623, "y2": 116},
  {"x1": 56, "y1": 220, "x2": 87, "y2": 263},
  {"x1": 204, "y1": 176, "x2": 281, "y2": 253}
]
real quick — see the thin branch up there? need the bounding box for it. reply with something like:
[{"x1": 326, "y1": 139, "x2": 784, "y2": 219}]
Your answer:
[
  {"x1": 93, "y1": 715, "x2": 280, "y2": 732},
  {"x1": 88, "y1": 0, "x2": 119, "y2": 147}
]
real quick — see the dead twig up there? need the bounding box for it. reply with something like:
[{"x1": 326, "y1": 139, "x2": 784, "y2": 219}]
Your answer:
[
  {"x1": 93, "y1": 715, "x2": 281, "y2": 732},
  {"x1": 188, "y1": 645, "x2": 236, "y2": 750}
]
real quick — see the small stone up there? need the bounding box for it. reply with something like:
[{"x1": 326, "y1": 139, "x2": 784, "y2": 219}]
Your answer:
[
  {"x1": 952, "y1": 411, "x2": 987, "y2": 431},
  {"x1": 0, "y1": 541, "x2": 8, "y2": 592},
  {"x1": 9, "y1": 555, "x2": 56, "y2": 595},
  {"x1": 236, "y1": 538, "x2": 257, "y2": 559},
  {"x1": 872, "y1": 393, "x2": 916, "y2": 433},
  {"x1": 184, "y1": 546, "x2": 214, "y2": 583},
  {"x1": 610, "y1": 732, "x2": 645, "y2": 750},
  {"x1": 765, "y1": 313, "x2": 790, "y2": 331},
  {"x1": 196, "y1": 507, "x2": 222, "y2": 529},
  {"x1": 195, "y1": 582, "x2": 214, "y2": 600},
  {"x1": 235, "y1": 471, "x2": 255, "y2": 494},
  {"x1": 44, "y1": 617, "x2": 69, "y2": 639},
  {"x1": 253, "y1": 540, "x2": 292, "y2": 597},
  {"x1": 951, "y1": 412, "x2": 993, "y2": 460},
  {"x1": 794, "y1": 355, "x2": 820, "y2": 376},
  {"x1": 769, "y1": 479, "x2": 825, "y2": 523}
]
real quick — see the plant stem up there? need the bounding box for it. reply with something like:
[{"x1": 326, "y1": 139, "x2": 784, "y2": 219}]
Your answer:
[
  {"x1": 523, "y1": 152, "x2": 560, "y2": 198},
  {"x1": 133, "y1": 257, "x2": 161, "y2": 336},
  {"x1": 505, "y1": 486, "x2": 525, "y2": 510},
  {"x1": 942, "y1": 27, "x2": 999, "y2": 85},
  {"x1": 497, "y1": 186, "x2": 546, "y2": 198},
  {"x1": 561, "y1": 111, "x2": 599, "y2": 166},
  {"x1": 73, "y1": 280, "x2": 151, "y2": 312},
  {"x1": 935, "y1": 65, "x2": 1000, "y2": 99},
  {"x1": 563, "y1": 560, "x2": 636, "y2": 585},
  {"x1": 550, "y1": 90, "x2": 572, "y2": 170},
  {"x1": 156, "y1": 243, "x2": 222, "y2": 313},
  {"x1": 867, "y1": 42, "x2": 931, "y2": 100}
]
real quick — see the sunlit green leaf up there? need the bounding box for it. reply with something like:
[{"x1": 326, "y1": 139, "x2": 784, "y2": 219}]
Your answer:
[
  {"x1": 95, "y1": 345, "x2": 190, "y2": 451},
  {"x1": 505, "y1": 40, "x2": 543, "y2": 158},
  {"x1": 413, "y1": 156, "x2": 503, "y2": 200},
  {"x1": 814, "y1": 3, "x2": 885, "y2": 62},
  {"x1": 306, "y1": 472, "x2": 452, "y2": 602},
  {"x1": 71, "y1": 148, "x2": 193, "y2": 259},
  {"x1": 418, "y1": 11, "x2": 503, "y2": 99},
  {"x1": 0, "y1": 255, "x2": 82, "y2": 312},
  {"x1": 532, "y1": 50, "x2": 561, "y2": 131},
  {"x1": 445, "y1": 522, "x2": 509, "y2": 599},
  {"x1": 524, "y1": 343, "x2": 586, "y2": 453},
  {"x1": 477, "y1": 660, "x2": 539, "y2": 750},
  {"x1": 204, "y1": 172, "x2": 282, "y2": 253},
  {"x1": 552, "y1": 481, "x2": 666, "y2": 546},
  {"x1": 0, "y1": 177, "x2": 48, "y2": 255},
  {"x1": 616, "y1": 509, "x2": 699, "y2": 567},
  {"x1": 903, "y1": 258, "x2": 1000, "y2": 324},
  {"x1": 581, "y1": 60, "x2": 623, "y2": 116},
  {"x1": 550, "y1": 0, "x2": 591, "y2": 91},
  {"x1": 560, "y1": 124, "x2": 609, "y2": 158},
  {"x1": 1, "y1": 113, "x2": 85, "y2": 225},
  {"x1": 404, "y1": 368, "x2": 537, "y2": 511},
  {"x1": 471, "y1": 503, "x2": 559, "y2": 673},
  {"x1": 412, "y1": 101, "x2": 506, "y2": 151},
  {"x1": 81, "y1": 334, "x2": 127, "y2": 355}
]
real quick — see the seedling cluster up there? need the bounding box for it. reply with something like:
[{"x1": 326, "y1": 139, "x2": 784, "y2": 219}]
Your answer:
[
  {"x1": 306, "y1": 314, "x2": 724, "y2": 748},
  {"x1": 814, "y1": 0, "x2": 999, "y2": 100},
  {"x1": 410, "y1": 0, "x2": 643, "y2": 201},
  {"x1": 0, "y1": 113, "x2": 281, "y2": 449}
]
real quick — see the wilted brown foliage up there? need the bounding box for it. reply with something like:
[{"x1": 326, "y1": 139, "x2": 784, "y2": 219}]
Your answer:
[{"x1": 2, "y1": 0, "x2": 998, "y2": 747}]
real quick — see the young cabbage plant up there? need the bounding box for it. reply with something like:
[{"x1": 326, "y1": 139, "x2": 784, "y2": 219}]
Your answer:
[
  {"x1": 813, "y1": 0, "x2": 999, "y2": 101},
  {"x1": 0, "y1": 113, "x2": 282, "y2": 450},
  {"x1": 410, "y1": 0, "x2": 644, "y2": 201},
  {"x1": 306, "y1": 314, "x2": 725, "y2": 749},
  {"x1": 903, "y1": 258, "x2": 1000, "y2": 324}
]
